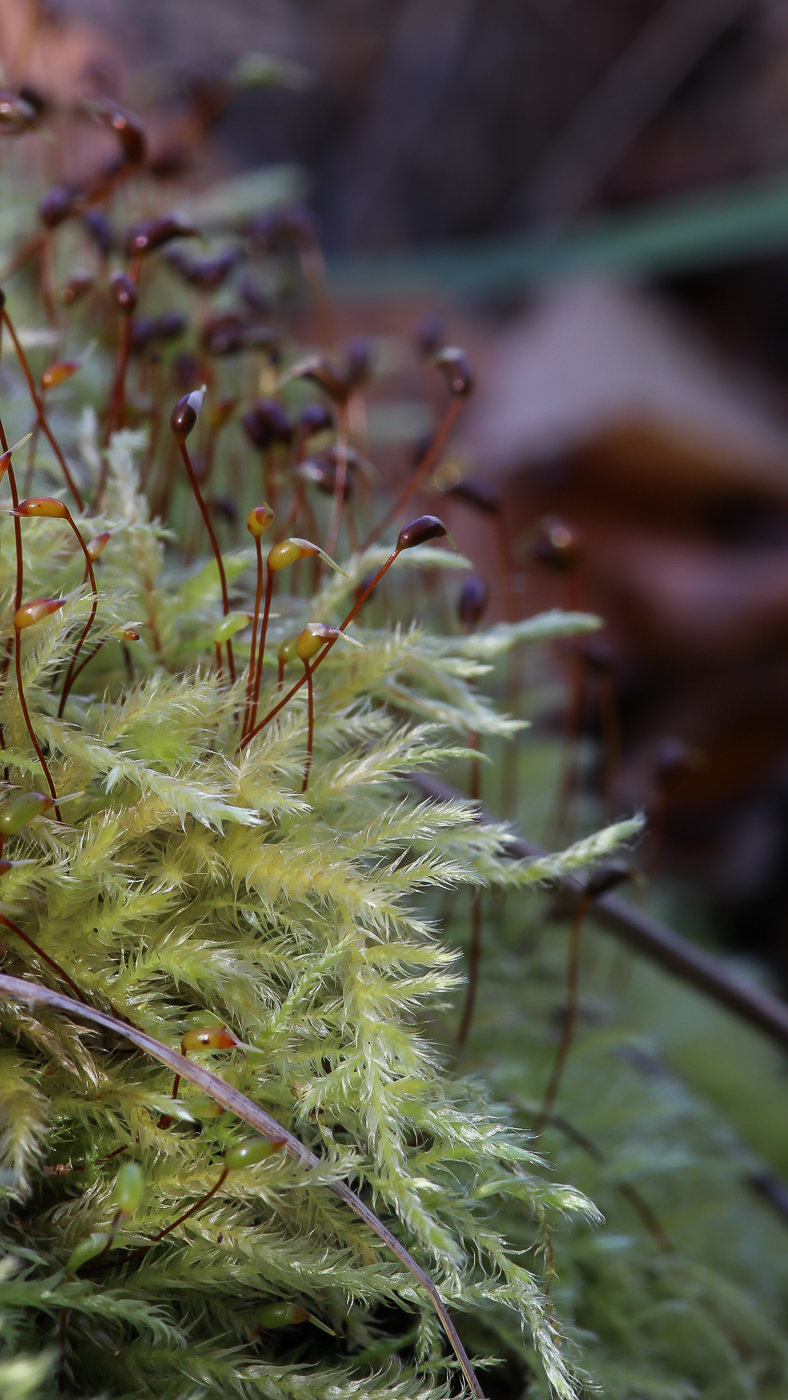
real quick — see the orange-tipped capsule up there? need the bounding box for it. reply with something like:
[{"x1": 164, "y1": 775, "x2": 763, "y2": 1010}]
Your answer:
[
  {"x1": 121, "y1": 626, "x2": 140, "y2": 642},
  {"x1": 0, "y1": 792, "x2": 54, "y2": 834},
  {"x1": 15, "y1": 497, "x2": 69, "y2": 520},
  {"x1": 225, "y1": 1137, "x2": 284, "y2": 1171},
  {"x1": 182, "y1": 1027, "x2": 239, "y2": 1053},
  {"x1": 84, "y1": 98, "x2": 146, "y2": 165},
  {"x1": 170, "y1": 386, "x2": 206, "y2": 441},
  {"x1": 267, "y1": 537, "x2": 345, "y2": 575},
  {"x1": 435, "y1": 346, "x2": 474, "y2": 398},
  {"x1": 110, "y1": 271, "x2": 138, "y2": 314},
  {"x1": 40, "y1": 361, "x2": 79, "y2": 392},
  {"x1": 87, "y1": 531, "x2": 111, "y2": 560},
  {"x1": 396, "y1": 515, "x2": 447, "y2": 552},
  {"x1": 258, "y1": 1302, "x2": 310, "y2": 1330},
  {"x1": 246, "y1": 504, "x2": 275, "y2": 538},
  {"x1": 14, "y1": 598, "x2": 65, "y2": 630}
]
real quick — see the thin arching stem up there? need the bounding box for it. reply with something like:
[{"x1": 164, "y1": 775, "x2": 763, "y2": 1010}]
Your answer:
[
  {"x1": 535, "y1": 894, "x2": 589, "y2": 1133},
  {"x1": 57, "y1": 518, "x2": 99, "y2": 717},
  {"x1": 0, "y1": 912, "x2": 84, "y2": 1002},
  {"x1": 177, "y1": 439, "x2": 234, "y2": 682},
  {"x1": 127, "y1": 1167, "x2": 229, "y2": 1261},
  {"x1": 240, "y1": 549, "x2": 399, "y2": 749},
  {"x1": 0, "y1": 421, "x2": 24, "y2": 778},
  {"x1": 1, "y1": 311, "x2": 84, "y2": 510},
  {"x1": 14, "y1": 629, "x2": 61, "y2": 820},
  {"x1": 301, "y1": 665, "x2": 314, "y2": 793},
  {"x1": 324, "y1": 401, "x2": 349, "y2": 563},
  {"x1": 363, "y1": 398, "x2": 462, "y2": 549},
  {"x1": 243, "y1": 537, "x2": 264, "y2": 735}
]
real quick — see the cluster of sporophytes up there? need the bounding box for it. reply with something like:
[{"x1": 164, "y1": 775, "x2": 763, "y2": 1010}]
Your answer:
[{"x1": 0, "y1": 84, "x2": 786, "y2": 1400}]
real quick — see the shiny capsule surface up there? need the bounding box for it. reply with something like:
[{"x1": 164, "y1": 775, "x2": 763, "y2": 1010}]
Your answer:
[
  {"x1": 246, "y1": 504, "x2": 275, "y2": 538},
  {"x1": 224, "y1": 1137, "x2": 283, "y2": 1171},
  {"x1": 67, "y1": 1231, "x2": 110, "y2": 1274},
  {"x1": 396, "y1": 515, "x2": 447, "y2": 552},
  {"x1": 434, "y1": 346, "x2": 474, "y2": 398},
  {"x1": 125, "y1": 216, "x2": 198, "y2": 257},
  {"x1": 212, "y1": 613, "x2": 251, "y2": 644},
  {"x1": 115, "y1": 1161, "x2": 145, "y2": 1215},
  {"x1": 16, "y1": 497, "x2": 69, "y2": 519},
  {"x1": 258, "y1": 1302, "x2": 310, "y2": 1329},
  {"x1": 14, "y1": 598, "x2": 65, "y2": 630},
  {"x1": 170, "y1": 387, "x2": 206, "y2": 441},
  {"x1": 0, "y1": 91, "x2": 38, "y2": 133},
  {"x1": 296, "y1": 623, "x2": 338, "y2": 662},
  {"x1": 110, "y1": 272, "x2": 138, "y2": 314},
  {"x1": 84, "y1": 99, "x2": 146, "y2": 164},
  {"x1": 278, "y1": 635, "x2": 299, "y2": 667},
  {"x1": 87, "y1": 531, "x2": 111, "y2": 560},
  {"x1": 0, "y1": 792, "x2": 54, "y2": 834},
  {"x1": 181, "y1": 1026, "x2": 238, "y2": 1053}
]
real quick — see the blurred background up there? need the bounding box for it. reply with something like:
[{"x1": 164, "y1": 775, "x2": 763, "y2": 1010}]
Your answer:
[{"x1": 7, "y1": 0, "x2": 788, "y2": 982}]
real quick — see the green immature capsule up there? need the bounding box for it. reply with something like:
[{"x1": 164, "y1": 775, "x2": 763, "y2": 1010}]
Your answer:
[
  {"x1": 267, "y1": 538, "x2": 345, "y2": 575},
  {"x1": 224, "y1": 1137, "x2": 284, "y2": 1171},
  {"x1": 14, "y1": 598, "x2": 65, "y2": 630},
  {"x1": 181, "y1": 1027, "x2": 238, "y2": 1053},
  {"x1": 246, "y1": 504, "x2": 275, "y2": 539},
  {"x1": 115, "y1": 1161, "x2": 145, "y2": 1215},
  {"x1": 278, "y1": 636, "x2": 299, "y2": 667},
  {"x1": 0, "y1": 792, "x2": 54, "y2": 834},
  {"x1": 67, "y1": 1231, "x2": 110, "y2": 1274},
  {"x1": 258, "y1": 1302, "x2": 310, "y2": 1329},
  {"x1": 296, "y1": 623, "x2": 339, "y2": 663},
  {"x1": 213, "y1": 612, "x2": 251, "y2": 645}
]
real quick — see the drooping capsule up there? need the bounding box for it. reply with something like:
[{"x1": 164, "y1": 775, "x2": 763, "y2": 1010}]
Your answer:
[
  {"x1": 396, "y1": 515, "x2": 447, "y2": 552},
  {"x1": 130, "y1": 311, "x2": 187, "y2": 352},
  {"x1": 458, "y1": 576, "x2": 489, "y2": 630},
  {"x1": 224, "y1": 1137, "x2": 284, "y2": 1171},
  {"x1": 287, "y1": 355, "x2": 348, "y2": 403},
  {"x1": 0, "y1": 91, "x2": 38, "y2": 134},
  {"x1": 296, "y1": 623, "x2": 340, "y2": 663},
  {"x1": 15, "y1": 496, "x2": 69, "y2": 519},
  {"x1": 121, "y1": 627, "x2": 141, "y2": 642},
  {"x1": 170, "y1": 386, "x2": 207, "y2": 441},
  {"x1": 182, "y1": 1026, "x2": 239, "y2": 1053},
  {"x1": 39, "y1": 185, "x2": 75, "y2": 229},
  {"x1": 434, "y1": 346, "x2": 474, "y2": 399},
  {"x1": 41, "y1": 361, "x2": 80, "y2": 392},
  {"x1": 293, "y1": 456, "x2": 341, "y2": 498},
  {"x1": 246, "y1": 504, "x2": 275, "y2": 538},
  {"x1": 14, "y1": 598, "x2": 65, "y2": 630},
  {"x1": 115, "y1": 1161, "x2": 145, "y2": 1215},
  {"x1": 125, "y1": 215, "x2": 198, "y2": 258},
  {"x1": 531, "y1": 517, "x2": 581, "y2": 572},
  {"x1": 87, "y1": 531, "x2": 111, "y2": 561},
  {"x1": 60, "y1": 271, "x2": 94, "y2": 308},
  {"x1": 66, "y1": 1231, "x2": 111, "y2": 1274},
  {"x1": 212, "y1": 613, "x2": 251, "y2": 645},
  {"x1": 450, "y1": 477, "x2": 500, "y2": 515},
  {"x1": 83, "y1": 98, "x2": 146, "y2": 165},
  {"x1": 171, "y1": 247, "x2": 240, "y2": 292},
  {"x1": 257, "y1": 1302, "x2": 310, "y2": 1329},
  {"x1": 298, "y1": 402, "x2": 333, "y2": 438},
  {"x1": 109, "y1": 271, "x2": 138, "y2": 314},
  {"x1": 241, "y1": 399, "x2": 293, "y2": 451},
  {"x1": 267, "y1": 538, "x2": 344, "y2": 575},
  {"x1": 0, "y1": 792, "x2": 54, "y2": 834}
]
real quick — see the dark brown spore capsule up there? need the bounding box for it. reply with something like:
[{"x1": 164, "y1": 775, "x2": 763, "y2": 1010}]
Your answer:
[
  {"x1": 82, "y1": 208, "x2": 113, "y2": 257},
  {"x1": 84, "y1": 99, "x2": 146, "y2": 165},
  {"x1": 60, "y1": 272, "x2": 94, "y2": 308},
  {"x1": 239, "y1": 276, "x2": 272, "y2": 317},
  {"x1": 584, "y1": 860, "x2": 633, "y2": 900},
  {"x1": 458, "y1": 575, "x2": 489, "y2": 629},
  {"x1": 396, "y1": 515, "x2": 447, "y2": 551},
  {"x1": 241, "y1": 400, "x2": 292, "y2": 450},
  {"x1": 130, "y1": 312, "x2": 187, "y2": 353},
  {"x1": 435, "y1": 346, "x2": 474, "y2": 399},
  {"x1": 170, "y1": 393, "x2": 200, "y2": 441},
  {"x1": 0, "y1": 91, "x2": 38, "y2": 133},
  {"x1": 299, "y1": 402, "x2": 333, "y2": 437},
  {"x1": 201, "y1": 311, "x2": 247, "y2": 356},
  {"x1": 344, "y1": 336, "x2": 372, "y2": 389},
  {"x1": 110, "y1": 271, "x2": 137, "y2": 314},
  {"x1": 125, "y1": 216, "x2": 198, "y2": 258},
  {"x1": 292, "y1": 356, "x2": 348, "y2": 403},
  {"x1": 414, "y1": 312, "x2": 444, "y2": 359},
  {"x1": 171, "y1": 247, "x2": 241, "y2": 292},
  {"x1": 450, "y1": 477, "x2": 500, "y2": 515},
  {"x1": 39, "y1": 185, "x2": 75, "y2": 229}
]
